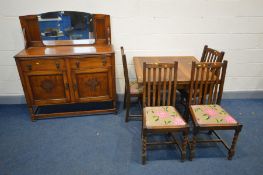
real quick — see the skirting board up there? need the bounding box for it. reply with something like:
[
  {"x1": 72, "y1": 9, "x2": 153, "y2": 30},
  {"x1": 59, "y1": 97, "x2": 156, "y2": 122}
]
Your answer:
[
  {"x1": 0, "y1": 91, "x2": 263, "y2": 104},
  {"x1": 222, "y1": 90, "x2": 263, "y2": 100}
]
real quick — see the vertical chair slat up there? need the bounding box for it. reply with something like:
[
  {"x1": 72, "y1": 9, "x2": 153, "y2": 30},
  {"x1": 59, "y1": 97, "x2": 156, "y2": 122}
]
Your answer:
[
  {"x1": 209, "y1": 53, "x2": 213, "y2": 62},
  {"x1": 213, "y1": 54, "x2": 218, "y2": 62},
  {"x1": 208, "y1": 67, "x2": 216, "y2": 104},
  {"x1": 167, "y1": 66, "x2": 173, "y2": 106},
  {"x1": 152, "y1": 67, "x2": 157, "y2": 106},
  {"x1": 212, "y1": 65, "x2": 221, "y2": 104},
  {"x1": 157, "y1": 67, "x2": 162, "y2": 106},
  {"x1": 162, "y1": 66, "x2": 168, "y2": 106},
  {"x1": 193, "y1": 65, "x2": 200, "y2": 105},
  {"x1": 203, "y1": 66, "x2": 210, "y2": 104},
  {"x1": 204, "y1": 52, "x2": 208, "y2": 62},
  {"x1": 198, "y1": 64, "x2": 205, "y2": 104},
  {"x1": 206, "y1": 53, "x2": 210, "y2": 62},
  {"x1": 211, "y1": 52, "x2": 216, "y2": 62},
  {"x1": 147, "y1": 67, "x2": 151, "y2": 106}
]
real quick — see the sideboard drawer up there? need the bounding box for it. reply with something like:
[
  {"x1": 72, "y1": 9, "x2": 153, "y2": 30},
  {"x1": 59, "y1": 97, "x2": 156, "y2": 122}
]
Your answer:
[
  {"x1": 20, "y1": 59, "x2": 65, "y2": 72},
  {"x1": 70, "y1": 56, "x2": 111, "y2": 69}
]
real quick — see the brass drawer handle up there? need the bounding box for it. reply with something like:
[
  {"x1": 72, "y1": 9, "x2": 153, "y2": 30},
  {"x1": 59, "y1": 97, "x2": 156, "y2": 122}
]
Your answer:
[
  {"x1": 76, "y1": 61, "x2": 80, "y2": 68},
  {"x1": 27, "y1": 64, "x2": 32, "y2": 71},
  {"x1": 55, "y1": 62, "x2": 60, "y2": 70},
  {"x1": 102, "y1": 55, "x2": 107, "y2": 66}
]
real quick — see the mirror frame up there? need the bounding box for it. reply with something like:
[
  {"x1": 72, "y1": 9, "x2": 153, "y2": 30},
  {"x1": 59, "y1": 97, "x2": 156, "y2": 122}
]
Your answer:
[{"x1": 19, "y1": 13, "x2": 111, "y2": 48}]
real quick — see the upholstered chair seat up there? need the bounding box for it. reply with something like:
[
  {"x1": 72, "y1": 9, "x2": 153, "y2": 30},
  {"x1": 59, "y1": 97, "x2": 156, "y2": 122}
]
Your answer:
[
  {"x1": 190, "y1": 105, "x2": 238, "y2": 126},
  {"x1": 144, "y1": 106, "x2": 186, "y2": 128}
]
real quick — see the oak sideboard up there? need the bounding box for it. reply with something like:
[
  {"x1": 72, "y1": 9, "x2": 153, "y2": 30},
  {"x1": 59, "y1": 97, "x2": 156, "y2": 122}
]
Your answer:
[{"x1": 14, "y1": 12, "x2": 117, "y2": 120}]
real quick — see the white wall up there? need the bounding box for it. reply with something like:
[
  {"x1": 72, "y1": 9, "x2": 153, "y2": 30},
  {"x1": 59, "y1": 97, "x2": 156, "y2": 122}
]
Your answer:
[{"x1": 0, "y1": 0, "x2": 263, "y2": 96}]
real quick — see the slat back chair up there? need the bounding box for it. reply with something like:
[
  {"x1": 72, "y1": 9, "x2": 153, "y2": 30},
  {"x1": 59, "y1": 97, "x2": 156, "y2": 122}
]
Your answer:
[
  {"x1": 179, "y1": 45, "x2": 225, "y2": 115},
  {"x1": 188, "y1": 61, "x2": 243, "y2": 160},
  {"x1": 201, "y1": 45, "x2": 225, "y2": 63},
  {"x1": 141, "y1": 61, "x2": 189, "y2": 164},
  {"x1": 121, "y1": 47, "x2": 142, "y2": 122}
]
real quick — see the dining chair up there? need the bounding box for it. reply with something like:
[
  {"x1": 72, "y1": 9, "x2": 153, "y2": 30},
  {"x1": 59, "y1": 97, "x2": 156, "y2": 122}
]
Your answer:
[
  {"x1": 188, "y1": 61, "x2": 243, "y2": 160},
  {"x1": 141, "y1": 62, "x2": 189, "y2": 164},
  {"x1": 121, "y1": 46, "x2": 143, "y2": 122},
  {"x1": 180, "y1": 45, "x2": 225, "y2": 117},
  {"x1": 201, "y1": 45, "x2": 225, "y2": 63}
]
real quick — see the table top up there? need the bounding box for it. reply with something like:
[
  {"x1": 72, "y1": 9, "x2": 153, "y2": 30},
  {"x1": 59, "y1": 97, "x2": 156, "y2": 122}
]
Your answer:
[{"x1": 133, "y1": 56, "x2": 199, "y2": 86}]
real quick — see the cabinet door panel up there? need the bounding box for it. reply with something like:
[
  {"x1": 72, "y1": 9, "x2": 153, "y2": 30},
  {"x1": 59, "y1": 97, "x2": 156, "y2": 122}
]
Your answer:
[
  {"x1": 72, "y1": 67, "x2": 113, "y2": 102},
  {"x1": 25, "y1": 71, "x2": 70, "y2": 105}
]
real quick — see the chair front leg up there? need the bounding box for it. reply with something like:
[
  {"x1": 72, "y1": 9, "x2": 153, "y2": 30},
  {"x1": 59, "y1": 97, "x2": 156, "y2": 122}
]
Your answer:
[
  {"x1": 125, "y1": 94, "x2": 130, "y2": 122},
  {"x1": 142, "y1": 129, "x2": 147, "y2": 165},
  {"x1": 190, "y1": 127, "x2": 199, "y2": 161},
  {"x1": 183, "y1": 101, "x2": 191, "y2": 122},
  {"x1": 181, "y1": 130, "x2": 188, "y2": 162},
  {"x1": 228, "y1": 125, "x2": 242, "y2": 160},
  {"x1": 123, "y1": 88, "x2": 127, "y2": 109}
]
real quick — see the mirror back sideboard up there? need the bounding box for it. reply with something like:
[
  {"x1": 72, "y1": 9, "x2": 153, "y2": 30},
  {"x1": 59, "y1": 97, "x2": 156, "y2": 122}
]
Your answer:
[{"x1": 15, "y1": 13, "x2": 116, "y2": 121}]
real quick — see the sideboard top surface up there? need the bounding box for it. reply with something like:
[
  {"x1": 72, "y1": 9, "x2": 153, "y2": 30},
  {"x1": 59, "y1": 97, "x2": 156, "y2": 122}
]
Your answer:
[{"x1": 15, "y1": 44, "x2": 114, "y2": 58}]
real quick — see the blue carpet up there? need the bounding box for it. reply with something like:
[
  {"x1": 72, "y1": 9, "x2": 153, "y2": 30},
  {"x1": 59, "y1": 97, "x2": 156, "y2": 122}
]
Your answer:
[{"x1": 0, "y1": 99, "x2": 262, "y2": 175}]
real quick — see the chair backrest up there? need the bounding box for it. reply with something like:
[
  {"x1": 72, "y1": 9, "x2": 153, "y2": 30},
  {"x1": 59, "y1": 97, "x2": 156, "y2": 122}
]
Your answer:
[
  {"x1": 201, "y1": 45, "x2": 225, "y2": 63},
  {"x1": 143, "y1": 62, "x2": 178, "y2": 107},
  {"x1": 120, "y1": 46, "x2": 130, "y2": 93},
  {"x1": 188, "y1": 61, "x2": 227, "y2": 106}
]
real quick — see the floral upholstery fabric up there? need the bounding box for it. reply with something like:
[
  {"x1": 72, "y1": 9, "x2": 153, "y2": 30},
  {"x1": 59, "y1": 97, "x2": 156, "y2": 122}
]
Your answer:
[
  {"x1": 190, "y1": 105, "x2": 238, "y2": 125},
  {"x1": 129, "y1": 81, "x2": 143, "y2": 94},
  {"x1": 144, "y1": 106, "x2": 186, "y2": 128}
]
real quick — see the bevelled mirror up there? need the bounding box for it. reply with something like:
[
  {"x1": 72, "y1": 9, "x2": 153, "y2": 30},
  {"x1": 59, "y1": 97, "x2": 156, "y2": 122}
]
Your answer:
[{"x1": 37, "y1": 11, "x2": 95, "y2": 45}]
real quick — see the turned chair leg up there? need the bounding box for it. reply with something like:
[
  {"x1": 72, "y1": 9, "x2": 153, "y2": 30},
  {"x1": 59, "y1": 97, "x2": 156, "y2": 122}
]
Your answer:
[
  {"x1": 125, "y1": 94, "x2": 130, "y2": 122},
  {"x1": 123, "y1": 89, "x2": 127, "y2": 109},
  {"x1": 228, "y1": 125, "x2": 242, "y2": 160},
  {"x1": 181, "y1": 131, "x2": 188, "y2": 162},
  {"x1": 142, "y1": 130, "x2": 147, "y2": 165},
  {"x1": 183, "y1": 101, "x2": 191, "y2": 123},
  {"x1": 190, "y1": 129, "x2": 198, "y2": 161}
]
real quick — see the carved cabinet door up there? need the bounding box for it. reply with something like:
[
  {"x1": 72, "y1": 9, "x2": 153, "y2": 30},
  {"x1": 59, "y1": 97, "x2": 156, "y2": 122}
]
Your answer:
[
  {"x1": 24, "y1": 71, "x2": 71, "y2": 106},
  {"x1": 71, "y1": 67, "x2": 113, "y2": 102}
]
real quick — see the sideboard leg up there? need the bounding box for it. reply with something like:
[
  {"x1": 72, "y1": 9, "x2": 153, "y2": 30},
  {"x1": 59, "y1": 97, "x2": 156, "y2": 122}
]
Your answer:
[
  {"x1": 113, "y1": 100, "x2": 118, "y2": 115},
  {"x1": 28, "y1": 106, "x2": 36, "y2": 122}
]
